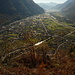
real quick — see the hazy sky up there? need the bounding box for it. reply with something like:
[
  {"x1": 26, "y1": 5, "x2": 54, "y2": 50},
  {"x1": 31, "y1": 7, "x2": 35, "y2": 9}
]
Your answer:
[{"x1": 33, "y1": 0, "x2": 67, "y2": 3}]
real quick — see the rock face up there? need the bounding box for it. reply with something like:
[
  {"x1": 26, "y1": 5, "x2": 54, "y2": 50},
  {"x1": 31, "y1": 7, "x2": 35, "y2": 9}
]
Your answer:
[{"x1": 0, "y1": 0, "x2": 44, "y2": 25}]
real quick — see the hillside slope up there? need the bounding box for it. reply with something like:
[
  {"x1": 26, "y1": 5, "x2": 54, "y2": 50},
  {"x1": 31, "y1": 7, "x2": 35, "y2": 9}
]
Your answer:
[
  {"x1": 53, "y1": 0, "x2": 75, "y2": 22},
  {"x1": 53, "y1": 0, "x2": 72, "y2": 10},
  {"x1": 0, "y1": 0, "x2": 44, "y2": 26},
  {"x1": 61, "y1": 0, "x2": 75, "y2": 22}
]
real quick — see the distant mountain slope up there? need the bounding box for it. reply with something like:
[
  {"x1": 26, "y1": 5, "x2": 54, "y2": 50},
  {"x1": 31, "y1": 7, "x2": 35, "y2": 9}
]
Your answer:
[
  {"x1": 61, "y1": 0, "x2": 75, "y2": 22},
  {"x1": 37, "y1": 2, "x2": 57, "y2": 10},
  {"x1": 53, "y1": 0, "x2": 73, "y2": 10},
  {"x1": 53, "y1": 0, "x2": 75, "y2": 22},
  {"x1": 0, "y1": 0, "x2": 44, "y2": 26},
  {"x1": 52, "y1": 4, "x2": 62, "y2": 10}
]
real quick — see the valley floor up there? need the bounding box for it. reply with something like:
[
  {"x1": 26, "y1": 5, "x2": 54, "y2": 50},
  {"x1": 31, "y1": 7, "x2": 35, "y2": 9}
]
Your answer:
[{"x1": 0, "y1": 13, "x2": 75, "y2": 75}]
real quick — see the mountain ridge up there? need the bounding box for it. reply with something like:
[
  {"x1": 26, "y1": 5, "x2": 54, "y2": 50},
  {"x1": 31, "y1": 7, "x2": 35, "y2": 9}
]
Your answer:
[
  {"x1": 61, "y1": 0, "x2": 75, "y2": 22},
  {"x1": 0, "y1": 0, "x2": 44, "y2": 26},
  {"x1": 37, "y1": 2, "x2": 57, "y2": 10},
  {"x1": 53, "y1": 0, "x2": 75, "y2": 22}
]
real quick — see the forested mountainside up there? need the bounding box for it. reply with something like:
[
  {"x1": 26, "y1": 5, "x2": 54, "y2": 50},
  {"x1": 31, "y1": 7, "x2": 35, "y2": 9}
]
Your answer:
[
  {"x1": 53, "y1": 0, "x2": 72, "y2": 10},
  {"x1": 61, "y1": 0, "x2": 75, "y2": 22},
  {"x1": 0, "y1": 0, "x2": 44, "y2": 26},
  {"x1": 53, "y1": 0, "x2": 75, "y2": 22}
]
